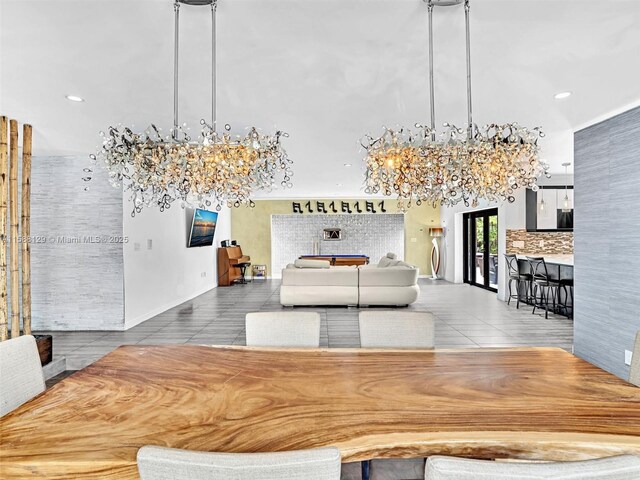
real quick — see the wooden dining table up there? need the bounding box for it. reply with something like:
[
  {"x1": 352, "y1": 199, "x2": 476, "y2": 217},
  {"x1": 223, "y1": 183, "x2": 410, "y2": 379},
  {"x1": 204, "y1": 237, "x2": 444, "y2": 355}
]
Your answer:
[{"x1": 2, "y1": 345, "x2": 640, "y2": 479}]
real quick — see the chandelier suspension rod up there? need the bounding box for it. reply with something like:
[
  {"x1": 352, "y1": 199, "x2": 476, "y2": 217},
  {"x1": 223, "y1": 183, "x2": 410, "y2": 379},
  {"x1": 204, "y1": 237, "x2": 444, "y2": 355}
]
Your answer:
[
  {"x1": 173, "y1": 2, "x2": 180, "y2": 140},
  {"x1": 464, "y1": 0, "x2": 473, "y2": 141},
  {"x1": 428, "y1": 0, "x2": 435, "y2": 139},
  {"x1": 211, "y1": 0, "x2": 217, "y2": 131}
]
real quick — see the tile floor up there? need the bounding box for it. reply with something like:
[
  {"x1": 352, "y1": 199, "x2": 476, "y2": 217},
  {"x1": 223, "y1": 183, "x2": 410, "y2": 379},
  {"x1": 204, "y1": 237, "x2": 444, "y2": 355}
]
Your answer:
[{"x1": 38, "y1": 279, "x2": 573, "y2": 371}]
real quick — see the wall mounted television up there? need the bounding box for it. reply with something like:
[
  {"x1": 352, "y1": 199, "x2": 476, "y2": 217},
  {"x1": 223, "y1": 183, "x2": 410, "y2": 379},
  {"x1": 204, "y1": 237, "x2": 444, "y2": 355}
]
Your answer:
[{"x1": 188, "y1": 209, "x2": 218, "y2": 247}]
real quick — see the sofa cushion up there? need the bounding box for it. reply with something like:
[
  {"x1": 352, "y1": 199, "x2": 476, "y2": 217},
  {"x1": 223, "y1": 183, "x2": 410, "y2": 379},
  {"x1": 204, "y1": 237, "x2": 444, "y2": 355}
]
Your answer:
[
  {"x1": 395, "y1": 261, "x2": 413, "y2": 268},
  {"x1": 282, "y1": 266, "x2": 358, "y2": 286},
  {"x1": 378, "y1": 257, "x2": 393, "y2": 268},
  {"x1": 379, "y1": 259, "x2": 413, "y2": 268},
  {"x1": 377, "y1": 253, "x2": 398, "y2": 267},
  {"x1": 294, "y1": 259, "x2": 330, "y2": 269},
  {"x1": 359, "y1": 265, "x2": 418, "y2": 286}
]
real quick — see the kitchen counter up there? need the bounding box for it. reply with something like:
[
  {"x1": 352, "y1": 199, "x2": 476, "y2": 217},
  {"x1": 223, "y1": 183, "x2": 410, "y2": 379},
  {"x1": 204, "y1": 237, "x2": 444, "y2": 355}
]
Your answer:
[
  {"x1": 512, "y1": 254, "x2": 574, "y2": 316},
  {"x1": 516, "y1": 254, "x2": 573, "y2": 267}
]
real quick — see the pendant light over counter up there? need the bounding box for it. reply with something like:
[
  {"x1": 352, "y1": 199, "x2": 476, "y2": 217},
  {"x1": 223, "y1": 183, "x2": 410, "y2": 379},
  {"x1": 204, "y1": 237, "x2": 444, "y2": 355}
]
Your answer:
[
  {"x1": 87, "y1": 0, "x2": 293, "y2": 217},
  {"x1": 561, "y1": 162, "x2": 572, "y2": 212}
]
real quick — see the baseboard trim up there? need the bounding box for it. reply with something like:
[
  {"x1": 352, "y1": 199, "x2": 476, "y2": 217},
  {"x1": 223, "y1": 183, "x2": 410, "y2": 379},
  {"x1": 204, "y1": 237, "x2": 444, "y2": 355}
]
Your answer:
[
  {"x1": 43, "y1": 356, "x2": 66, "y2": 380},
  {"x1": 124, "y1": 284, "x2": 217, "y2": 330}
]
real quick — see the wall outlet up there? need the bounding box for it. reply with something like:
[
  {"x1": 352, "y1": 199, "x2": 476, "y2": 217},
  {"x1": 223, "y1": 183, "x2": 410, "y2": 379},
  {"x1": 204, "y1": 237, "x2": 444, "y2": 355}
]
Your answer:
[
  {"x1": 539, "y1": 240, "x2": 545, "y2": 248},
  {"x1": 513, "y1": 240, "x2": 525, "y2": 249},
  {"x1": 147, "y1": 239, "x2": 153, "y2": 250},
  {"x1": 410, "y1": 237, "x2": 417, "y2": 243},
  {"x1": 201, "y1": 272, "x2": 207, "y2": 278},
  {"x1": 134, "y1": 242, "x2": 141, "y2": 251},
  {"x1": 625, "y1": 349, "x2": 633, "y2": 366}
]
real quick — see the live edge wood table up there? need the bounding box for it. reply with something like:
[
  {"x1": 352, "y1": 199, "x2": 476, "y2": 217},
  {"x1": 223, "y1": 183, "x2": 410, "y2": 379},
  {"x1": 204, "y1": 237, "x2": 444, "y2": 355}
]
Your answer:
[{"x1": 2, "y1": 346, "x2": 640, "y2": 479}]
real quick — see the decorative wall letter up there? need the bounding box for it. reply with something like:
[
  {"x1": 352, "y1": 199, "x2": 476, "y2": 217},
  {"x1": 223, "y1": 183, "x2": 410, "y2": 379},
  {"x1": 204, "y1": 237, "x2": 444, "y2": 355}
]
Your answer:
[
  {"x1": 292, "y1": 199, "x2": 388, "y2": 214},
  {"x1": 365, "y1": 201, "x2": 376, "y2": 213},
  {"x1": 304, "y1": 201, "x2": 314, "y2": 213}
]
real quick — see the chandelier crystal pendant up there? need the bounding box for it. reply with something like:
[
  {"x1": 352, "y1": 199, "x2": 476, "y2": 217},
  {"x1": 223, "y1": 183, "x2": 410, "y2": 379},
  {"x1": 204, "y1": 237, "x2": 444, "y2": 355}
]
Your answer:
[
  {"x1": 88, "y1": 0, "x2": 293, "y2": 216},
  {"x1": 362, "y1": 0, "x2": 549, "y2": 209}
]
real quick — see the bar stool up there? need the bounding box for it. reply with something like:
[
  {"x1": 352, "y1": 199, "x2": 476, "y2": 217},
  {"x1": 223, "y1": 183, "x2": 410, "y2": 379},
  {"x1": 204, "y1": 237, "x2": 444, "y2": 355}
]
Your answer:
[
  {"x1": 504, "y1": 254, "x2": 533, "y2": 309},
  {"x1": 236, "y1": 262, "x2": 251, "y2": 284},
  {"x1": 527, "y1": 257, "x2": 561, "y2": 319},
  {"x1": 559, "y1": 278, "x2": 574, "y2": 319}
]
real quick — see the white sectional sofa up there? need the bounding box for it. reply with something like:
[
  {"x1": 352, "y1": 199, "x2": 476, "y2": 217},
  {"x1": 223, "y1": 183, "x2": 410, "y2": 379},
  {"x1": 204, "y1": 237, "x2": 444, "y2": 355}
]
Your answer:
[
  {"x1": 280, "y1": 254, "x2": 419, "y2": 307},
  {"x1": 280, "y1": 265, "x2": 359, "y2": 307},
  {"x1": 358, "y1": 264, "x2": 419, "y2": 306}
]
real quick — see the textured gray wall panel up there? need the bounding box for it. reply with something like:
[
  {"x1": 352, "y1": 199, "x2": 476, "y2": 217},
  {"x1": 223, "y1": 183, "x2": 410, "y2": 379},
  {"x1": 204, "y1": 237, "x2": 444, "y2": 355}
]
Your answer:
[
  {"x1": 28, "y1": 156, "x2": 124, "y2": 330},
  {"x1": 574, "y1": 107, "x2": 640, "y2": 379}
]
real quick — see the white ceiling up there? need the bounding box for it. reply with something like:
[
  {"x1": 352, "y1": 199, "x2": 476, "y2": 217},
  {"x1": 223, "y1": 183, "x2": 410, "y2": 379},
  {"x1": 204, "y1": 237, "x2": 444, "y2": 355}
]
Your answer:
[{"x1": 2, "y1": 0, "x2": 640, "y2": 198}]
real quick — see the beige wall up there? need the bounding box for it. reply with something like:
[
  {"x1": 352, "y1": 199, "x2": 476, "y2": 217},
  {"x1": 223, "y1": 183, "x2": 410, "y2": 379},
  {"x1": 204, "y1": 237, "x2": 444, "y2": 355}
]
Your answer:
[{"x1": 231, "y1": 200, "x2": 440, "y2": 277}]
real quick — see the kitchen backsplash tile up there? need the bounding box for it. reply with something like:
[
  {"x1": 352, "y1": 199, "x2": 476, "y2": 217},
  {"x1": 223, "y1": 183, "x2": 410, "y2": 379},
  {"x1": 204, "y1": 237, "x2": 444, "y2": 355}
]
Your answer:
[{"x1": 506, "y1": 229, "x2": 574, "y2": 255}]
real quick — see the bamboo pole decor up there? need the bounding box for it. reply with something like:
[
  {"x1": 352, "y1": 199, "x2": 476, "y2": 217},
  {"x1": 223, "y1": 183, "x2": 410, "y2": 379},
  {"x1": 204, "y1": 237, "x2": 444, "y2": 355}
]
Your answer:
[
  {"x1": 9, "y1": 119, "x2": 20, "y2": 338},
  {"x1": 21, "y1": 124, "x2": 32, "y2": 336},
  {"x1": 0, "y1": 117, "x2": 8, "y2": 341},
  {"x1": 0, "y1": 116, "x2": 33, "y2": 342}
]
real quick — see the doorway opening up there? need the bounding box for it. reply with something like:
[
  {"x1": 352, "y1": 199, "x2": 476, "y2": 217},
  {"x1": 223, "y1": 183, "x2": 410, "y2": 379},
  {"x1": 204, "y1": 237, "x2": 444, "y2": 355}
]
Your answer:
[{"x1": 463, "y1": 209, "x2": 498, "y2": 292}]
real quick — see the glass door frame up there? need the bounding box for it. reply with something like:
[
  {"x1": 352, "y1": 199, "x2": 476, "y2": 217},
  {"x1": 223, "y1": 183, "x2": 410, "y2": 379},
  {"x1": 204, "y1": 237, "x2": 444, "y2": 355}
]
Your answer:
[{"x1": 463, "y1": 208, "x2": 498, "y2": 292}]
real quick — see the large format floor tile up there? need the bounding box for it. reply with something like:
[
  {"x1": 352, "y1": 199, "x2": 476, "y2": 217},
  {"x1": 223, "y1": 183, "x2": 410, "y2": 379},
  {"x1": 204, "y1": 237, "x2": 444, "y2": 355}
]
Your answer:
[
  {"x1": 38, "y1": 279, "x2": 574, "y2": 480},
  {"x1": 37, "y1": 279, "x2": 573, "y2": 371}
]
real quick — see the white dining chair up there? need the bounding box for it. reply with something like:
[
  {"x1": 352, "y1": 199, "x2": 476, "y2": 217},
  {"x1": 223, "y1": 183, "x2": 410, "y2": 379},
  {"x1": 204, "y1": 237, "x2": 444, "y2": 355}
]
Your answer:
[
  {"x1": 0, "y1": 335, "x2": 46, "y2": 417},
  {"x1": 359, "y1": 311, "x2": 435, "y2": 349},
  {"x1": 424, "y1": 455, "x2": 640, "y2": 479},
  {"x1": 358, "y1": 311, "x2": 435, "y2": 480},
  {"x1": 137, "y1": 445, "x2": 341, "y2": 480},
  {"x1": 245, "y1": 311, "x2": 321, "y2": 347},
  {"x1": 630, "y1": 331, "x2": 640, "y2": 387}
]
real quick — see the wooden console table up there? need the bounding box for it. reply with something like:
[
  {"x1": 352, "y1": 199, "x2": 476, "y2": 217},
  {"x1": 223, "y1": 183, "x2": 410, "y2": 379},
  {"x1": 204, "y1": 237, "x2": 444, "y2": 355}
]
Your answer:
[{"x1": 2, "y1": 346, "x2": 639, "y2": 478}]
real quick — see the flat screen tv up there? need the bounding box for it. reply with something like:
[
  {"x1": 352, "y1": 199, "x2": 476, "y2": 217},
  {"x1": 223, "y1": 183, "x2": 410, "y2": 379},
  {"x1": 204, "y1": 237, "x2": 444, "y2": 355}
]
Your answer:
[{"x1": 188, "y1": 209, "x2": 218, "y2": 247}]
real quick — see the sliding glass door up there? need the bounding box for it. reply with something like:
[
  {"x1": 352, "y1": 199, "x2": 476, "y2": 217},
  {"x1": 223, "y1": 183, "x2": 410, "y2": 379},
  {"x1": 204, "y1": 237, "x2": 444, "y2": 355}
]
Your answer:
[{"x1": 463, "y1": 209, "x2": 498, "y2": 292}]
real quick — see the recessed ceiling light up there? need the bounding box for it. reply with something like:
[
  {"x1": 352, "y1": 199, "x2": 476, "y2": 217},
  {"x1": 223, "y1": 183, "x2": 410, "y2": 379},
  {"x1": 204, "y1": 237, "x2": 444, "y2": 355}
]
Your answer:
[
  {"x1": 65, "y1": 95, "x2": 85, "y2": 102},
  {"x1": 343, "y1": 163, "x2": 352, "y2": 167},
  {"x1": 554, "y1": 91, "x2": 572, "y2": 100},
  {"x1": 336, "y1": 183, "x2": 343, "y2": 187}
]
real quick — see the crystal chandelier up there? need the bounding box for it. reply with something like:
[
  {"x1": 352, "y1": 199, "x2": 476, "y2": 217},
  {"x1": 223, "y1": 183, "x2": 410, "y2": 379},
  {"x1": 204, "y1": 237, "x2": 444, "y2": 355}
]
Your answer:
[
  {"x1": 362, "y1": 0, "x2": 548, "y2": 209},
  {"x1": 88, "y1": 0, "x2": 293, "y2": 216}
]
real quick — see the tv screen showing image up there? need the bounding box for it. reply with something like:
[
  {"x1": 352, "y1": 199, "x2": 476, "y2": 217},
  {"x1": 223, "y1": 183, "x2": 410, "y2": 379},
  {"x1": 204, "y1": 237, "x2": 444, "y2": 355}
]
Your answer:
[{"x1": 188, "y1": 209, "x2": 218, "y2": 247}]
